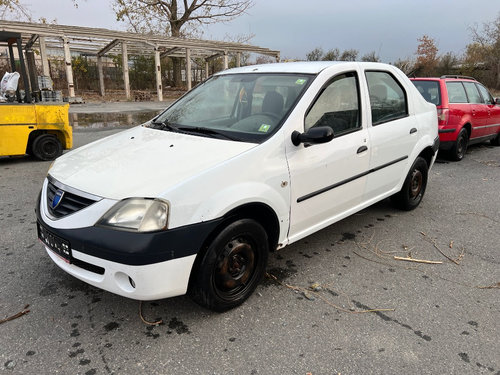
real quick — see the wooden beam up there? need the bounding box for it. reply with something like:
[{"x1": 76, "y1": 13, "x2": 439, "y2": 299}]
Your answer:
[
  {"x1": 62, "y1": 36, "x2": 75, "y2": 98},
  {"x1": 38, "y1": 36, "x2": 50, "y2": 77},
  {"x1": 97, "y1": 39, "x2": 120, "y2": 56},
  {"x1": 154, "y1": 48, "x2": 163, "y2": 102},
  {"x1": 97, "y1": 55, "x2": 105, "y2": 97},
  {"x1": 121, "y1": 42, "x2": 130, "y2": 100},
  {"x1": 160, "y1": 47, "x2": 182, "y2": 58},
  {"x1": 186, "y1": 48, "x2": 192, "y2": 91}
]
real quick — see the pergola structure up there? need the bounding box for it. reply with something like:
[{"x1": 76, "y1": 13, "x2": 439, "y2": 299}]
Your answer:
[{"x1": 0, "y1": 20, "x2": 280, "y2": 101}]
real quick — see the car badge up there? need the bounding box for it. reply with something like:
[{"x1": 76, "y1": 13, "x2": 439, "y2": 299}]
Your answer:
[{"x1": 52, "y1": 190, "x2": 65, "y2": 209}]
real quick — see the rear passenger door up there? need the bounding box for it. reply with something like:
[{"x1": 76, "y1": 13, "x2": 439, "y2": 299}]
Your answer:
[
  {"x1": 364, "y1": 70, "x2": 418, "y2": 201},
  {"x1": 449, "y1": 81, "x2": 486, "y2": 139},
  {"x1": 475, "y1": 83, "x2": 500, "y2": 137}
]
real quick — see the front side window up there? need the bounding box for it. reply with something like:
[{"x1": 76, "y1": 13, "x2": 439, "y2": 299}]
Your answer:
[
  {"x1": 366, "y1": 71, "x2": 408, "y2": 125},
  {"x1": 446, "y1": 82, "x2": 468, "y2": 103},
  {"x1": 304, "y1": 72, "x2": 360, "y2": 135},
  {"x1": 150, "y1": 73, "x2": 313, "y2": 143},
  {"x1": 462, "y1": 82, "x2": 482, "y2": 103},
  {"x1": 475, "y1": 83, "x2": 494, "y2": 105}
]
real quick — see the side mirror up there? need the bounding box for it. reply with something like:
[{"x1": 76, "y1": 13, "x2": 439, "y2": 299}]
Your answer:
[
  {"x1": 291, "y1": 126, "x2": 334, "y2": 146},
  {"x1": 495, "y1": 97, "x2": 500, "y2": 105}
]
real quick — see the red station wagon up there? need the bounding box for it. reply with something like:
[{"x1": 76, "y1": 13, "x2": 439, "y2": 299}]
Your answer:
[{"x1": 411, "y1": 76, "x2": 500, "y2": 160}]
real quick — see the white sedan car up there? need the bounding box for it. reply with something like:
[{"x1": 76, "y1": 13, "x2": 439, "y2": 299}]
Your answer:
[{"x1": 37, "y1": 61, "x2": 438, "y2": 311}]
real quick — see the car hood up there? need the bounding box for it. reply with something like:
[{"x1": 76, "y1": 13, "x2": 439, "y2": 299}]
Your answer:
[{"x1": 49, "y1": 126, "x2": 256, "y2": 200}]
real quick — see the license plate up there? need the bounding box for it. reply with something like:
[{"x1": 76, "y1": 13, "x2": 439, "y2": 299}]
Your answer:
[{"x1": 37, "y1": 222, "x2": 72, "y2": 263}]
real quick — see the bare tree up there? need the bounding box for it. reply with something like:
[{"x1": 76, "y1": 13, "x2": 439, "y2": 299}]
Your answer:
[
  {"x1": 415, "y1": 35, "x2": 439, "y2": 76},
  {"x1": 306, "y1": 47, "x2": 324, "y2": 61},
  {"x1": 339, "y1": 49, "x2": 358, "y2": 61},
  {"x1": 113, "y1": 0, "x2": 254, "y2": 87},
  {"x1": 0, "y1": 0, "x2": 30, "y2": 20},
  {"x1": 322, "y1": 48, "x2": 340, "y2": 61},
  {"x1": 466, "y1": 13, "x2": 500, "y2": 89},
  {"x1": 361, "y1": 51, "x2": 380, "y2": 62}
]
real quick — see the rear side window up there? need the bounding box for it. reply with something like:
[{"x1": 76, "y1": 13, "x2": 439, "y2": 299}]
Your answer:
[
  {"x1": 462, "y1": 82, "x2": 482, "y2": 103},
  {"x1": 475, "y1": 83, "x2": 494, "y2": 105},
  {"x1": 446, "y1": 82, "x2": 468, "y2": 103},
  {"x1": 305, "y1": 72, "x2": 360, "y2": 136},
  {"x1": 366, "y1": 71, "x2": 408, "y2": 125},
  {"x1": 411, "y1": 80, "x2": 441, "y2": 106}
]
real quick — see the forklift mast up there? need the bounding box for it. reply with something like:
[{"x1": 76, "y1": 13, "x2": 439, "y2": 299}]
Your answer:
[{"x1": 1, "y1": 31, "x2": 33, "y2": 103}]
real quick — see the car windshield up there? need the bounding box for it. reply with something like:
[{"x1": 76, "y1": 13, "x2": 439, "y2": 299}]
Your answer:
[
  {"x1": 149, "y1": 73, "x2": 313, "y2": 143},
  {"x1": 411, "y1": 80, "x2": 441, "y2": 106}
]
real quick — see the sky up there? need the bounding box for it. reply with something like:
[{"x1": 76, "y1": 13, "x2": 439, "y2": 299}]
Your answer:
[{"x1": 24, "y1": 0, "x2": 500, "y2": 63}]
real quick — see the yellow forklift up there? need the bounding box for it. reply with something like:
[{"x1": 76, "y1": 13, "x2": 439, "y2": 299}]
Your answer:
[{"x1": 0, "y1": 31, "x2": 72, "y2": 161}]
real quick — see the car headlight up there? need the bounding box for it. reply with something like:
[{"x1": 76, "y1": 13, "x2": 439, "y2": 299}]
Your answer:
[{"x1": 97, "y1": 198, "x2": 169, "y2": 232}]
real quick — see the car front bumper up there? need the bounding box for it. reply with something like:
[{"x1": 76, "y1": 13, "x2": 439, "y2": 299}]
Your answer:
[{"x1": 36, "y1": 180, "x2": 223, "y2": 300}]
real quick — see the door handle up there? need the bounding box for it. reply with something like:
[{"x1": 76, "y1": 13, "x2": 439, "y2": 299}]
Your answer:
[
  {"x1": 410, "y1": 128, "x2": 417, "y2": 134},
  {"x1": 357, "y1": 145, "x2": 368, "y2": 154}
]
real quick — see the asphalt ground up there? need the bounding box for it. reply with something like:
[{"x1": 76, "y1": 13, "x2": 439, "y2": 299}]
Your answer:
[{"x1": 1, "y1": 127, "x2": 499, "y2": 375}]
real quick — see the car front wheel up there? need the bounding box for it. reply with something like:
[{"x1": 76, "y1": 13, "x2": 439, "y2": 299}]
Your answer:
[
  {"x1": 189, "y1": 218, "x2": 269, "y2": 312},
  {"x1": 391, "y1": 156, "x2": 428, "y2": 211}
]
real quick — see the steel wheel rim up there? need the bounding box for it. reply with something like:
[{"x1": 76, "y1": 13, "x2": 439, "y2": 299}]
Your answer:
[
  {"x1": 410, "y1": 169, "x2": 423, "y2": 200},
  {"x1": 213, "y1": 237, "x2": 257, "y2": 300}
]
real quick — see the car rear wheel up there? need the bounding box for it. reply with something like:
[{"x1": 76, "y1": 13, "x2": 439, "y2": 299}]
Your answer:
[
  {"x1": 450, "y1": 128, "x2": 468, "y2": 161},
  {"x1": 491, "y1": 131, "x2": 500, "y2": 146},
  {"x1": 391, "y1": 156, "x2": 428, "y2": 211},
  {"x1": 189, "y1": 218, "x2": 269, "y2": 312},
  {"x1": 32, "y1": 134, "x2": 62, "y2": 161}
]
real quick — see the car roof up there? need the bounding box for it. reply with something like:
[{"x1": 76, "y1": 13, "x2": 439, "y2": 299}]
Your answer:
[{"x1": 216, "y1": 61, "x2": 395, "y2": 75}]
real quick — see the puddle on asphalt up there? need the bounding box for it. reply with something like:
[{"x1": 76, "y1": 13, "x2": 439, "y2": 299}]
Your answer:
[{"x1": 70, "y1": 110, "x2": 162, "y2": 130}]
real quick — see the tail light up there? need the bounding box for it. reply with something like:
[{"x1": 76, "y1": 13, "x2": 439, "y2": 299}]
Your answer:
[{"x1": 437, "y1": 108, "x2": 449, "y2": 126}]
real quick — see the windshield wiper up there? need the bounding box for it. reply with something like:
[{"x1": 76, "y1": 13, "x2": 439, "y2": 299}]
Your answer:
[
  {"x1": 150, "y1": 119, "x2": 180, "y2": 133},
  {"x1": 177, "y1": 126, "x2": 239, "y2": 141}
]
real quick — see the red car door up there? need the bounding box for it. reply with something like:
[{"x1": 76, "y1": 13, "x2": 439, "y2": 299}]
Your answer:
[
  {"x1": 462, "y1": 81, "x2": 489, "y2": 138},
  {"x1": 476, "y1": 83, "x2": 500, "y2": 138}
]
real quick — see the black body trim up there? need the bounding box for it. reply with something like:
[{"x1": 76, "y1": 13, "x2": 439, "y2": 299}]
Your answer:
[
  {"x1": 297, "y1": 156, "x2": 408, "y2": 203},
  {"x1": 433, "y1": 136, "x2": 440, "y2": 153},
  {"x1": 36, "y1": 195, "x2": 222, "y2": 266},
  {"x1": 439, "y1": 128, "x2": 455, "y2": 133}
]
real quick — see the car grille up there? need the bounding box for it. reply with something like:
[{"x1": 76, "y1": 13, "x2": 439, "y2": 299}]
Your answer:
[{"x1": 46, "y1": 180, "x2": 99, "y2": 218}]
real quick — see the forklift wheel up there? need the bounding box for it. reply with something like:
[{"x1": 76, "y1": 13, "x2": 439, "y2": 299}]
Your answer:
[{"x1": 32, "y1": 135, "x2": 63, "y2": 161}]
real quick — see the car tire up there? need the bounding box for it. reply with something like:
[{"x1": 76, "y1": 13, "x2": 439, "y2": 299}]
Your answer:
[
  {"x1": 450, "y1": 128, "x2": 468, "y2": 161},
  {"x1": 32, "y1": 134, "x2": 63, "y2": 161},
  {"x1": 491, "y1": 131, "x2": 500, "y2": 146},
  {"x1": 189, "y1": 218, "x2": 269, "y2": 312},
  {"x1": 391, "y1": 156, "x2": 428, "y2": 211}
]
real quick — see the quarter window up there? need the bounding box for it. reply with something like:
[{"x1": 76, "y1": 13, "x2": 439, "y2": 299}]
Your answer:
[
  {"x1": 305, "y1": 72, "x2": 360, "y2": 136},
  {"x1": 462, "y1": 82, "x2": 482, "y2": 103},
  {"x1": 446, "y1": 82, "x2": 468, "y2": 103},
  {"x1": 366, "y1": 71, "x2": 408, "y2": 125},
  {"x1": 475, "y1": 83, "x2": 494, "y2": 105}
]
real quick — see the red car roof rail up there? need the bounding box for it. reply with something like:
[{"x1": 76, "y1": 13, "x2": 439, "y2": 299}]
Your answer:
[{"x1": 440, "y1": 75, "x2": 476, "y2": 80}]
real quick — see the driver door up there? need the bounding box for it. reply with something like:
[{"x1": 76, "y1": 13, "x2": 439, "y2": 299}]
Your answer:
[{"x1": 286, "y1": 71, "x2": 370, "y2": 242}]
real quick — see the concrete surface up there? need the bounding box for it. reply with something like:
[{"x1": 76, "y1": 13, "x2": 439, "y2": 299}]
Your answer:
[
  {"x1": 68, "y1": 101, "x2": 173, "y2": 114},
  {"x1": 1, "y1": 131, "x2": 499, "y2": 375}
]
